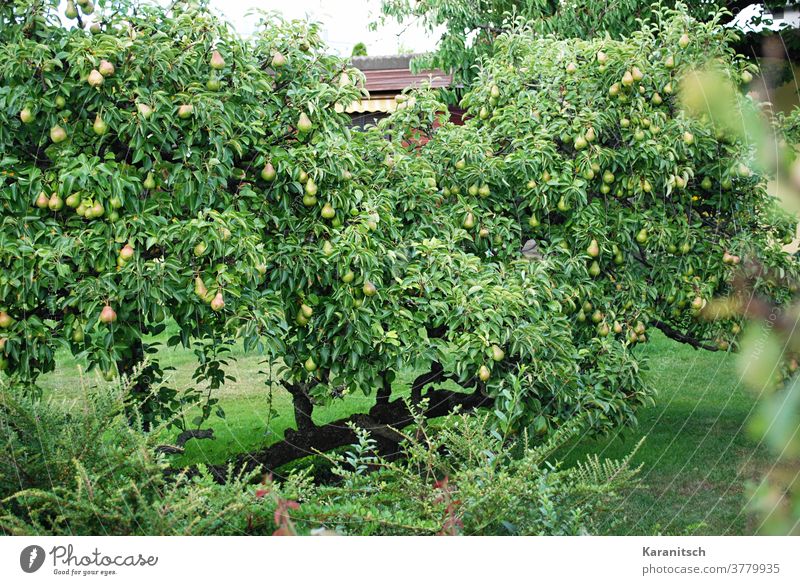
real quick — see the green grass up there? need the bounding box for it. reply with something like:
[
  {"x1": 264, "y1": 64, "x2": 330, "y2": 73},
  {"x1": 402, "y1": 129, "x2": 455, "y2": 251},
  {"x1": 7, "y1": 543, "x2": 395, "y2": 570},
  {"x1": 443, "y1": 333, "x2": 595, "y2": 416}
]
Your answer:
[{"x1": 38, "y1": 328, "x2": 770, "y2": 535}]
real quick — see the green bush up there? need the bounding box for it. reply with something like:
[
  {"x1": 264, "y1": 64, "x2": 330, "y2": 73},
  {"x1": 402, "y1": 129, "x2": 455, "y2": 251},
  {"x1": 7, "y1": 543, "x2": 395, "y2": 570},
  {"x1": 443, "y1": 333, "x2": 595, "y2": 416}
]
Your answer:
[{"x1": 0, "y1": 376, "x2": 640, "y2": 535}]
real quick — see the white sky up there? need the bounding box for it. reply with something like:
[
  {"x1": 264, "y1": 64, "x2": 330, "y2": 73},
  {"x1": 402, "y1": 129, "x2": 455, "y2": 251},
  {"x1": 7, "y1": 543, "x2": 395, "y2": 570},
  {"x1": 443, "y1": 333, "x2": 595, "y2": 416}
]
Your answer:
[{"x1": 205, "y1": 0, "x2": 441, "y2": 56}]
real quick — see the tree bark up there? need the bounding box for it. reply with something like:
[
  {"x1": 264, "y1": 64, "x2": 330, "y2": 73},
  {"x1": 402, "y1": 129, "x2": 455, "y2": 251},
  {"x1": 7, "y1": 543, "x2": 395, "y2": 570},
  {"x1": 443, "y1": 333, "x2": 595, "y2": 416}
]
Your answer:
[{"x1": 203, "y1": 371, "x2": 492, "y2": 481}]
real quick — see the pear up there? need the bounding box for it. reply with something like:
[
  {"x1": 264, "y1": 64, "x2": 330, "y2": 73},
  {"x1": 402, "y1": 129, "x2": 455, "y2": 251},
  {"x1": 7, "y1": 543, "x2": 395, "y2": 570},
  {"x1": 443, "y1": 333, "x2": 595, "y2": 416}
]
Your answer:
[
  {"x1": 298, "y1": 170, "x2": 308, "y2": 184},
  {"x1": 557, "y1": 196, "x2": 569, "y2": 212},
  {"x1": 566, "y1": 62, "x2": 577, "y2": 74},
  {"x1": 613, "y1": 322, "x2": 623, "y2": 334},
  {"x1": 89, "y1": 23, "x2": 101, "y2": 34},
  {"x1": 210, "y1": 291, "x2": 225, "y2": 312},
  {"x1": 664, "y1": 55, "x2": 675, "y2": 69},
  {"x1": 71, "y1": 325, "x2": 85, "y2": 343},
  {"x1": 602, "y1": 171, "x2": 615, "y2": 184},
  {"x1": 478, "y1": 184, "x2": 490, "y2": 198},
  {"x1": 0, "y1": 311, "x2": 13, "y2": 328},
  {"x1": 597, "y1": 323, "x2": 610, "y2": 337},
  {"x1": 300, "y1": 303, "x2": 313, "y2": 319},
  {"x1": 634, "y1": 321, "x2": 646, "y2": 335},
  {"x1": 137, "y1": 103, "x2": 154, "y2": 119},
  {"x1": 477, "y1": 365, "x2": 491, "y2": 382},
  {"x1": 478, "y1": 227, "x2": 489, "y2": 238},
  {"x1": 652, "y1": 92, "x2": 662, "y2": 105},
  {"x1": 65, "y1": 192, "x2": 81, "y2": 208},
  {"x1": 304, "y1": 356, "x2": 317, "y2": 372},
  {"x1": 587, "y1": 239, "x2": 600, "y2": 258},
  {"x1": 177, "y1": 104, "x2": 194, "y2": 119},
  {"x1": 573, "y1": 135, "x2": 588, "y2": 150},
  {"x1": 683, "y1": 131, "x2": 694, "y2": 145},
  {"x1": 663, "y1": 82, "x2": 673, "y2": 95},
  {"x1": 297, "y1": 112, "x2": 313, "y2": 133},
  {"x1": 305, "y1": 178, "x2": 318, "y2": 196},
  {"x1": 528, "y1": 214, "x2": 540, "y2": 228},
  {"x1": 678, "y1": 33, "x2": 690, "y2": 49},
  {"x1": 92, "y1": 114, "x2": 108, "y2": 135},
  {"x1": 81, "y1": 1, "x2": 95, "y2": 15},
  {"x1": 462, "y1": 212, "x2": 475, "y2": 229},
  {"x1": 50, "y1": 125, "x2": 67, "y2": 143},
  {"x1": 19, "y1": 107, "x2": 34, "y2": 124},
  {"x1": 194, "y1": 276, "x2": 208, "y2": 299},
  {"x1": 35, "y1": 191, "x2": 50, "y2": 209},
  {"x1": 691, "y1": 296, "x2": 704, "y2": 311},
  {"x1": 98, "y1": 59, "x2": 115, "y2": 77},
  {"x1": 608, "y1": 83, "x2": 620, "y2": 97},
  {"x1": 341, "y1": 269, "x2": 355, "y2": 284},
  {"x1": 109, "y1": 196, "x2": 122, "y2": 209},
  {"x1": 271, "y1": 51, "x2": 287, "y2": 68},
  {"x1": 490, "y1": 84, "x2": 500, "y2": 98},
  {"x1": 491, "y1": 345, "x2": 505, "y2": 362},
  {"x1": 261, "y1": 162, "x2": 276, "y2": 181},
  {"x1": 635, "y1": 228, "x2": 648, "y2": 244},
  {"x1": 210, "y1": 50, "x2": 225, "y2": 70},
  {"x1": 87, "y1": 69, "x2": 104, "y2": 88},
  {"x1": 99, "y1": 305, "x2": 117, "y2": 324},
  {"x1": 631, "y1": 66, "x2": 644, "y2": 81},
  {"x1": 55, "y1": 95, "x2": 66, "y2": 109},
  {"x1": 206, "y1": 76, "x2": 221, "y2": 91},
  {"x1": 585, "y1": 127, "x2": 596, "y2": 143},
  {"x1": 588, "y1": 261, "x2": 601, "y2": 277},
  {"x1": 621, "y1": 71, "x2": 634, "y2": 87},
  {"x1": 455, "y1": 159, "x2": 466, "y2": 170},
  {"x1": 119, "y1": 244, "x2": 134, "y2": 261},
  {"x1": 193, "y1": 241, "x2": 207, "y2": 257},
  {"x1": 48, "y1": 193, "x2": 64, "y2": 211},
  {"x1": 90, "y1": 201, "x2": 104, "y2": 218},
  {"x1": 596, "y1": 51, "x2": 608, "y2": 64},
  {"x1": 741, "y1": 70, "x2": 753, "y2": 84},
  {"x1": 65, "y1": 1, "x2": 78, "y2": 19},
  {"x1": 143, "y1": 172, "x2": 156, "y2": 190},
  {"x1": 362, "y1": 281, "x2": 377, "y2": 297},
  {"x1": 303, "y1": 194, "x2": 317, "y2": 207},
  {"x1": 321, "y1": 202, "x2": 335, "y2": 219},
  {"x1": 322, "y1": 241, "x2": 334, "y2": 256},
  {"x1": 296, "y1": 313, "x2": 309, "y2": 326}
]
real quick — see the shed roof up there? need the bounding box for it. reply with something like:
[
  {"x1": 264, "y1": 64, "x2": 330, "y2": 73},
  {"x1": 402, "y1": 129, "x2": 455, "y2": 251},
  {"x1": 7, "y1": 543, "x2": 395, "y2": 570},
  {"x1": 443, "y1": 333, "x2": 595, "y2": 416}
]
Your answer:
[{"x1": 350, "y1": 54, "x2": 452, "y2": 93}]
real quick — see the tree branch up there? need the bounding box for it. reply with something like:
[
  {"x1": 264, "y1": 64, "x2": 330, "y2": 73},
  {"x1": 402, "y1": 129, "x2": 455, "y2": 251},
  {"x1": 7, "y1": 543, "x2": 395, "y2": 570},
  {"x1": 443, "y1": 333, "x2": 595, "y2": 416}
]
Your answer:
[{"x1": 651, "y1": 319, "x2": 718, "y2": 351}]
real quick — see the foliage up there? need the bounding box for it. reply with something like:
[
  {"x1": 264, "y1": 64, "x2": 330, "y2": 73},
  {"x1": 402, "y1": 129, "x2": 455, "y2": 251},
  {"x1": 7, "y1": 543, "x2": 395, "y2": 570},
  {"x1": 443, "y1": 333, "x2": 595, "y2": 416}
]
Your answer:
[
  {"x1": 278, "y1": 407, "x2": 642, "y2": 535},
  {"x1": 377, "y1": 1, "x2": 799, "y2": 92},
  {"x1": 0, "y1": 372, "x2": 276, "y2": 535},
  {"x1": 0, "y1": 0, "x2": 797, "y2": 467},
  {"x1": 0, "y1": 376, "x2": 639, "y2": 535},
  {"x1": 371, "y1": 3, "x2": 798, "y2": 434},
  {"x1": 351, "y1": 42, "x2": 368, "y2": 57}
]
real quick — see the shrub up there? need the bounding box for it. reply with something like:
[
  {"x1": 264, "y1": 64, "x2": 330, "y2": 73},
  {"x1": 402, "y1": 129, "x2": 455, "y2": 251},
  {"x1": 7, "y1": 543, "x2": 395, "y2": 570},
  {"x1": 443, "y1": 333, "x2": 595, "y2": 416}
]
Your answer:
[{"x1": 0, "y1": 378, "x2": 638, "y2": 535}]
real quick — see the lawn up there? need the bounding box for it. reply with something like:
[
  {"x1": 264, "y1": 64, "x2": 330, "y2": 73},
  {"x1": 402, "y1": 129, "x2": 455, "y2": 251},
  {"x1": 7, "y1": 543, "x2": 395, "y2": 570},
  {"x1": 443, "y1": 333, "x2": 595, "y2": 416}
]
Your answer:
[{"x1": 37, "y1": 328, "x2": 768, "y2": 535}]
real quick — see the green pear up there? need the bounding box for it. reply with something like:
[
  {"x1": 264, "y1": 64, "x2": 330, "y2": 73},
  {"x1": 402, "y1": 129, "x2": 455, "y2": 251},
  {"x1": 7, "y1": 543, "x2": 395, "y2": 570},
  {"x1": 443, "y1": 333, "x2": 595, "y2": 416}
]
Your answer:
[
  {"x1": 50, "y1": 125, "x2": 67, "y2": 143},
  {"x1": 210, "y1": 291, "x2": 225, "y2": 312},
  {"x1": 271, "y1": 51, "x2": 287, "y2": 68},
  {"x1": 19, "y1": 107, "x2": 34, "y2": 124},
  {"x1": 491, "y1": 345, "x2": 505, "y2": 362},
  {"x1": 177, "y1": 104, "x2": 194, "y2": 119},
  {"x1": 92, "y1": 114, "x2": 108, "y2": 135},
  {"x1": 587, "y1": 239, "x2": 600, "y2": 258},
  {"x1": 261, "y1": 162, "x2": 276, "y2": 181},
  {"x1": 321, "y1": 202, "x2": 335, "y2": 219},
  {"x1": 297, "y1": 112, "x2": 313, "y2": 133},
  {"x1": 210, "y1": 50, "x2": 225, "y2": 70},
  {"x1": 87, "y1": 69, "x2": 104, "y2": 87},
  {"x1": 98, "y1": 59, "x2": 115, "y2": 77},
  {"x1": 362, "y1": 281, "x2": 377, "y2": 297}
]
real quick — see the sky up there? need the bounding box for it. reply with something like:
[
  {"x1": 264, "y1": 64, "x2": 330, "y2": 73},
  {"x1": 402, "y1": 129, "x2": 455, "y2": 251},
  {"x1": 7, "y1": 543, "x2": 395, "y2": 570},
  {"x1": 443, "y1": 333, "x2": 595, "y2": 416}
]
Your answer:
[{"x1": 205, "y1": 0, "x2": 441, "y2": 56}]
